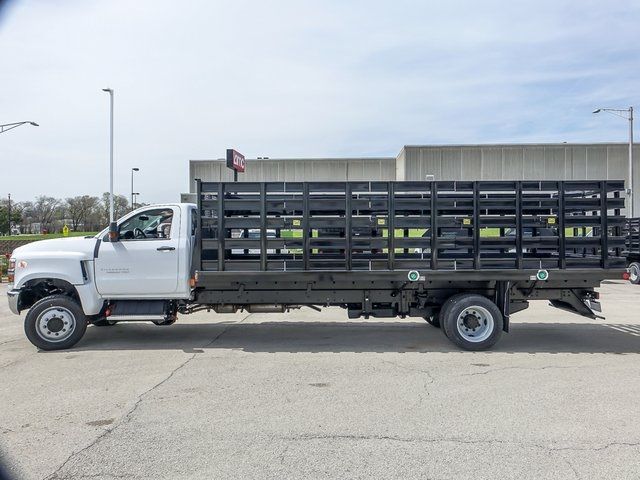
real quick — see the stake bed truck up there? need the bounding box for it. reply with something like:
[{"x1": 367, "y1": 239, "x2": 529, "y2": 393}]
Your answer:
[{"x1": 6, "y1": 180, "x2": 628, "y2": 351}]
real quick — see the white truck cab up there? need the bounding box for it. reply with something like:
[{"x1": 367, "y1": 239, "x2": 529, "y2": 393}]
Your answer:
[{"x1": 6, "y1": 203, "x2": 198, "y2": 350}]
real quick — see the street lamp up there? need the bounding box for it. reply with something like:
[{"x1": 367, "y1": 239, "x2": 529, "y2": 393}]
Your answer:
[
  {"x1": 131, "y1": 167, "x2": 140, "y2": 209},
  {"x1": 133, "y1": 193, "x2": 140, "y2": 207},
  {"x1": 593, "y1": 106, "x2": 634, "y2": 217},
  {"x1": 0, "y1": 121, "x2": 38, "y2": 134},
  {"x1": 102, "y1": 88, "x2": 115, "y2": 227},
  {"x1": 6, "y1": 193, "x2": 11, "y2": 236}
]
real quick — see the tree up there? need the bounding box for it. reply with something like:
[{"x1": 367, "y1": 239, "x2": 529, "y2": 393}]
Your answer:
[
  {"x1": 26, "y1": 196, "x2": 62, "y2": 232},
  {"x1": 101, "y1": 193, "x2": 129, "y2": 226},
  {"x1": 19, "y1": 201, "x2": 35, "y2": 233},
  {"x1": 0, "y1": 198, "x2": 22, "y2": 235},
  {"x1": 65, "y1": 196, "x2": 100, "y2": 231}
]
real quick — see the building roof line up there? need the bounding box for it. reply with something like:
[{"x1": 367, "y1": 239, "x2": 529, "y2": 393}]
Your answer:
[
  {"x1": 189, "y1": 157, "x2": 396, "y2": 163},
  {"x1": 403, "y1": 142, "x2": 630, "y2": 148}
]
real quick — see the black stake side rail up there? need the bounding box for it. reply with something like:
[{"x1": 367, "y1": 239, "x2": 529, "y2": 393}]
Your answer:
[{"x1": 195, "y1": 180, "x2": 627, "y2": 273}]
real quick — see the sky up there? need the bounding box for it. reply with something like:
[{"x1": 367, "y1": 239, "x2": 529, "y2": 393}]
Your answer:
[{"x1": 0, "y1": 0, "x2": 639, "y2": 204}]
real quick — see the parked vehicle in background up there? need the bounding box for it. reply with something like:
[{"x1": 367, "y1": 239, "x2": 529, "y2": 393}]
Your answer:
[
  {"x1": 231, "y1": 229, "x2": 277, "y2": 254},
  {"x1": 625, "y1": 217, "x2": 640, "y2": 284},
  {"x1": 6, "y1": 180, "x2": 628, "y2": 352}
]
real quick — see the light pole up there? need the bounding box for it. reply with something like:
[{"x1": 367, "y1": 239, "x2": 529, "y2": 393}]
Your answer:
[
  {"x1": 6, "y1": 193, "x2": 11, "y2": 236},
  {"x1": 131, "y1": 167, "x2": 139, "y2": 209},
  {"x1": 102, "y1": 88, "x2": 115, "y2": 224},
  {"x1": 133, "y1": 193, "x2": 140, "y2": 208},
  {"x1": 0, "y1": 121, "x2": 38, "y2": 134},
  {"x1": 593, "y1": 107, "x2": 634, "y2": 217}
]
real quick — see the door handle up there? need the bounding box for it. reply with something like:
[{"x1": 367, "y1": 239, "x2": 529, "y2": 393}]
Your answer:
[{"x1": 157, "y1": 246, "x2": 176, "y2": 252}]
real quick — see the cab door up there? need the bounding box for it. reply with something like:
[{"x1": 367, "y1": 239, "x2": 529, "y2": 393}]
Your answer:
[{"x1": 94, "y1": 207, "x2": 180, "y2": 296}]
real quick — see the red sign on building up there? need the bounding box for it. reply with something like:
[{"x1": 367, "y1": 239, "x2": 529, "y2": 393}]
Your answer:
[{"x1": 226, "y1": 149, "x2": 246, "y2": 173}]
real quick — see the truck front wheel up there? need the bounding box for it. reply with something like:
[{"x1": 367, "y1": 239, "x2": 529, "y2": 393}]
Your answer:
[
  {"x1": 629, "y1": 262, "x2": 640, "y2": 284},
  {"x1": 441, "y1": 294, "x2": 503, "y2": 351},
  {"x1": 24, "y1": 295, "x2": 88, "y2": 350}
]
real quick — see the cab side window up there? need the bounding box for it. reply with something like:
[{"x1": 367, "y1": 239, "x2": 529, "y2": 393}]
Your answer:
[{"x1": 119, "y1": 208, "x2": 174, "y2": 241}]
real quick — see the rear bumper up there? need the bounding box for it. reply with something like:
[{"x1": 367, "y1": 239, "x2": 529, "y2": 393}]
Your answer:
[{"x1": 6, "y1": 286, "x2": 20, "y2": 315}]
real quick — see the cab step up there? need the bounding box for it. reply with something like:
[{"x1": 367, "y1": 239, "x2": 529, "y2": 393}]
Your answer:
[{"x1": 106, "y1": 300, "x2": 174, "y2": 322}]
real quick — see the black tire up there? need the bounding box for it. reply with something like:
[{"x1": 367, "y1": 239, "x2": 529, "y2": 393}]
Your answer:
[
  {"x1": 424, "y1": 316, "x2": 441, "y2": 328},
  {"x1": 629, "y1": 262, "x2": 640, "y2": 285},
  {"x1": 440, "y1": 294, "x2": 503, "y2": 351},
  {"x1": 24, "y1": 295, "x2": 88, "y2": 351},
  {"x1": 438, "y1": 293, "x2": 468, "y2": 339},
  {"x1": 93, "y1": 319, "x2": 117, "y2": 327}
]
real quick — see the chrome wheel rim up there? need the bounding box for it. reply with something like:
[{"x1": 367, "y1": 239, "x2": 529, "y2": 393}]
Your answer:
[
  {"x1": 456, "y1": 305, "x2": 494, "y2": 343},
  {"x1": 36, "y1": 307, "x2": 76, "y2": 342}
]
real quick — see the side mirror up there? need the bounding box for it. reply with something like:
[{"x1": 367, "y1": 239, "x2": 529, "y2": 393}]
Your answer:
[{"x1": 108, "y1": 222, "x2": 120, "y2": 242}]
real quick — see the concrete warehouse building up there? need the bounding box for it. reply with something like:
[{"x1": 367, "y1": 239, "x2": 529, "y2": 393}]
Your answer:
[{"x1": 184, "y1": 143, "x2": 640, "y2": 214}]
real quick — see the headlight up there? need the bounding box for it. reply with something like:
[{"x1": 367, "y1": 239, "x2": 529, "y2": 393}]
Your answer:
[{"x1": 8, "y1": 258, "x2": 16, "y2": 283}]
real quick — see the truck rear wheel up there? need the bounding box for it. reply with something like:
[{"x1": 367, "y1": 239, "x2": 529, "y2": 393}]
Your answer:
[
  {"x1": 24, "y1": 295, "x2": 87, "y2": 351},
  {"x1": 441, "y1": 294, "x2": 503, "y2": 351},
  {"x1": 438, "y1": 293, "x2": 468, "y2": 338},
  {"x1": 629, "y1": 262, "x2": 640, "y2": 284}
]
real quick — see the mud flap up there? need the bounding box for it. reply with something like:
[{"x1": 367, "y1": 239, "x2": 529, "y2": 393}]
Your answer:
[
  {"x1": 495, "y1": 281, "x2": 510, "y2": 332},
  {"x1": 549, "y1": 290, "x2": 604, "y2": 320}
]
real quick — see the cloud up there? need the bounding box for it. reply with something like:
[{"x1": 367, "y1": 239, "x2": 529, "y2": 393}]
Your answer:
[{"x1": 0, "y1": 0, "x2": 638, "y2": 203}]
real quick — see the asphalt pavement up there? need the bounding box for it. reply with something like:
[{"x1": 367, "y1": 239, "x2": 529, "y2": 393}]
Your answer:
[{"x1": 1, "y1": 280, "x2": 640, "y2": 479}]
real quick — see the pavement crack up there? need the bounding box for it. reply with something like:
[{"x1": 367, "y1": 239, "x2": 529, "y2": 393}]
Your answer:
[
  {"x1": 577, "y1": 441, "x2": 640, "y2": 451},
  {"x1": 379, "y1": 359, "x2": 436, "y2": 384},
  {"x1": 278, "y1": 444, "x2": 290, "y2": 465},
  {"x1": 42, "y1": 314, "x2": 253, "y2": 480},
  {"x1": 50, "y1": 474, "x2": 132, "y2": 480},
  {"x1": 561, "y1": 455, "x2": 581, "y2": 480},
  {"x1": 0, "y1": 360, "x2": 21, "y2": 370},
  {"x1": 280, "y1": 433, "x2": 640, "y2": 454},
  {"x1": 464, "y1": 365, "x2": 578, "y2": 376}
]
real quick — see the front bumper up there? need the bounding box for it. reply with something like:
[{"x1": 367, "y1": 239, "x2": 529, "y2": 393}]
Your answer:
[{"x1": 6, "y1": 286, "x2": 20, "y2": 315}]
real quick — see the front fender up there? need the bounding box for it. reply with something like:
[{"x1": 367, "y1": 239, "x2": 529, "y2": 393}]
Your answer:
[
  {"x1": 14, "y1": 255, "x2": 86, "y2": 290},
  {"x1": 13, "y1": 258, "x2": 104, "y2": 316},
  {"x1": 11, "y1": 281, "x2": 104, "y2": 317}
]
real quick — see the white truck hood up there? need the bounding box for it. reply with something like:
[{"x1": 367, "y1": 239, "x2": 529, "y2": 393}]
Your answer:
[{"x1": 11, "y1": 236, "x2": 98, "y2": 261}]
